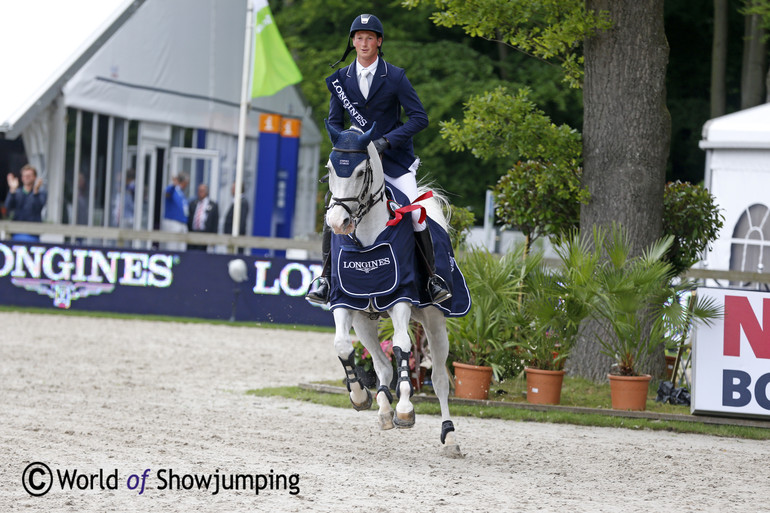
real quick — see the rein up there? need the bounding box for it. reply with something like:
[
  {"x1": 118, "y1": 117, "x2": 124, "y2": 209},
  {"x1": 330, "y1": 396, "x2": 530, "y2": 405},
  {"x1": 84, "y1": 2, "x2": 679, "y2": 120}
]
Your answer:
[{"x1": 327, "y1": 147, "x2": 386, "y2": 241}]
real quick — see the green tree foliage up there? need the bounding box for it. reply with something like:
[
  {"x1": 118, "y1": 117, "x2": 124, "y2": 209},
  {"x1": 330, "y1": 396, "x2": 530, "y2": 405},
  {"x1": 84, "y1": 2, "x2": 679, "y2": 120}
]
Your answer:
[
  {"x1": 440, "y1": 86, "x2": 582, "y2": 168},
  {"x1": 404, "y1": 0, "x2": 611, "y2": 88},
  {"x1": 272, "y1": 0, "x2": 744, "y2": 226},
  {"x1": 492, "y1": 160, "x2": 589, "y2": 252},
  {"x1": 272, "y1": 0, "x2": 584, "y2": 218},
  {"x1": 742, "y1": 0, "x2": 770, "y2": 25},
  {"x1": 662, "y1": 181, "x2": 725, "y2": 276}
]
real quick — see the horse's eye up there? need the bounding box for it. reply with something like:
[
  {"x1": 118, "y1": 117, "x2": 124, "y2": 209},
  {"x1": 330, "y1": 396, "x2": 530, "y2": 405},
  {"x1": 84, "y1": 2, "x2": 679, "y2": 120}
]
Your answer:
[{"x1": 356, "y1": 170, "x2": 364, "y2": 178}]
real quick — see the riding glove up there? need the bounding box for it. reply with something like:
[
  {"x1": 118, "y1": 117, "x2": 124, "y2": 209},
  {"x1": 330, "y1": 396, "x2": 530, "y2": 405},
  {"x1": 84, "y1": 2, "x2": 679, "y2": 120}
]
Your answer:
[{"x1": 373, "y1": 137, "x2": 390, "y2": 154}]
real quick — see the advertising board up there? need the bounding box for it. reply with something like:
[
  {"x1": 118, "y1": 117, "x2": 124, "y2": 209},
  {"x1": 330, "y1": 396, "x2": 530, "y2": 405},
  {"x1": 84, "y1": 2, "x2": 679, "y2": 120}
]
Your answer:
[{"x1": 692, "y1": 287, "x2": 770, "y2": 419}]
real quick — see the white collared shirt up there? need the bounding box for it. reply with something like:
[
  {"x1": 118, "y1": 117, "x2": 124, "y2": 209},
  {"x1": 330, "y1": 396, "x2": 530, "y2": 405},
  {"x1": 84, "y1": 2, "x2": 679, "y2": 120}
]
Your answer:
[
  {"x1": 193, "y1": 197, "x2": 210, "y2": 230},
  {"x1": 356, "y1": 58, "x2": 378, "y2": 86}
]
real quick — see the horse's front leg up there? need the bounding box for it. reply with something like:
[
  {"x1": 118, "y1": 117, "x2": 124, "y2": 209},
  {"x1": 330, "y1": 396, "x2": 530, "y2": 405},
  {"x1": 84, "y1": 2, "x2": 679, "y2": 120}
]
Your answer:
[
  {"x1": 390, "y1": 302, "x2": 416, "y2": 428},
  {"x1": 333, "y1": 308, "x2": 372, "y2": 411},
  {"x1": 419, "y1": 308, "x2": 463, "y2": 458},
  {"x1": 352, "y1": 315, "x2": 395, "y2": 430}
]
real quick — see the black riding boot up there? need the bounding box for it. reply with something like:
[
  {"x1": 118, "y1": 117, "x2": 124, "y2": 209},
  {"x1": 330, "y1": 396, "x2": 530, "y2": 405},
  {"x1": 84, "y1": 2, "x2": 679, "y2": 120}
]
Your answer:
[
  {"x1": 306, "y1": 226, "x2": 332, "y2": 305},
  {"x1": 414, "y1": 228, "x2": 452, "y2": 304}
]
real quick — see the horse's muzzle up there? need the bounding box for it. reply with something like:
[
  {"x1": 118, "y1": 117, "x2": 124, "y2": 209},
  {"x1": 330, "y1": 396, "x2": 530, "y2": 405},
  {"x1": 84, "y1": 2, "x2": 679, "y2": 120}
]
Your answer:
[{"x1": 326, "y1": 206, "x2": 355, "y2": 235}]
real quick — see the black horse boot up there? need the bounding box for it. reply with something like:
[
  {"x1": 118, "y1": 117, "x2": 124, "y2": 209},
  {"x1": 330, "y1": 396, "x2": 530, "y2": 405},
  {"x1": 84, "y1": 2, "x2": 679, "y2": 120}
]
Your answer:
[
  {"x1": 338, "y1": 351, "x2": 372, "y2": 411},
  {"x1": 414, "y1": 228, "x2": 452, "y2": 304},
  {"x1": 392, "y1": 346, "x2": 415, "y2": 427},
  {"x1": 306, "y1": 226, "x2": 332, "y2": 305}
]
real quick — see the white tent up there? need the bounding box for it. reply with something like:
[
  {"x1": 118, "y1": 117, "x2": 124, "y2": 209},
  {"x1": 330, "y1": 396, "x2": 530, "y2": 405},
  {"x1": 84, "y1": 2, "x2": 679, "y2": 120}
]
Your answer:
[
  {"x1": 700, "y1": 103, "x2": 770, "y2": 275},
  {"x1": 1, "y1": 0, "x2": 321, "y2": 238}
]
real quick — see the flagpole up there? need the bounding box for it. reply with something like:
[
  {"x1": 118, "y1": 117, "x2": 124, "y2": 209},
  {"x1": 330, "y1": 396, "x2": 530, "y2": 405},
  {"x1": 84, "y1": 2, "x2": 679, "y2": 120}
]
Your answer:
[{"x1": 232, "y1": 0, "x2": 254, "y2": 240}]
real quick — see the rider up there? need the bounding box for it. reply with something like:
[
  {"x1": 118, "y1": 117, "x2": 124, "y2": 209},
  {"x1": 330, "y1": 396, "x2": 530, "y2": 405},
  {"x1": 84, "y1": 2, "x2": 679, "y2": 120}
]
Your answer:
[{"x1": 306, "y1": 13, "x2": 451, "y2": 306}]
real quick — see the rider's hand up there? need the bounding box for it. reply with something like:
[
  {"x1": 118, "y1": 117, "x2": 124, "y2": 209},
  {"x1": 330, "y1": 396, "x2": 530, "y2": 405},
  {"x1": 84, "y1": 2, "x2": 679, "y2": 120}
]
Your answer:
[
  {"x1": 373, "y1": 137, "x2": 390, "y2": 154},
  {"x1": 7, "y1": 173, "x2": 18, "y2": 193}
]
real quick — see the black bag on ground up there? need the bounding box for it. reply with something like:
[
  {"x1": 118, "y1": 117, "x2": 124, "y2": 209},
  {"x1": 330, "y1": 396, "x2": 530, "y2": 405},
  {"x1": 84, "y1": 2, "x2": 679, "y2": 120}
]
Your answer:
[{"x1": 655, "y1": 380, "x2": 691, "y2": 406}]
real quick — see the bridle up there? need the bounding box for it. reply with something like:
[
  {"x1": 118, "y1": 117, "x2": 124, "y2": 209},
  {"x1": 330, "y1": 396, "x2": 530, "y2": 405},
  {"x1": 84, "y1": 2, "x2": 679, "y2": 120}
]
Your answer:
[{"x1": 326, "y1": 146, "x2": 386, "y2": 234}]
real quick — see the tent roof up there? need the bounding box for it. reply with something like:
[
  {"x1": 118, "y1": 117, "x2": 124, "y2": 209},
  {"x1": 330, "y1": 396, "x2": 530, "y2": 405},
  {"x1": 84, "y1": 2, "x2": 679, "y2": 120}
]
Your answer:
[
  {"x1": 0, "y1": 0, "x2": 143, "y2": 138},
  {"x1": 700, "y1": 103, "x2": 770, "y2": 149},
  {"x1": 1, "y1": 0, "x2": 320, "y2": 144},
  {"x1": 62, "y1": 0, "x2": 319, "y2": 142}
]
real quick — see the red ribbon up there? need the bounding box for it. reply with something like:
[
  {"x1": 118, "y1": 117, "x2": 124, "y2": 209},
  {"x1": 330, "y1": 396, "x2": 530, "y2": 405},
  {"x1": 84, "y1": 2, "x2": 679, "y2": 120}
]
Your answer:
[{"x1": 386, "y1": 190, "x2": 433, "y2": 227}]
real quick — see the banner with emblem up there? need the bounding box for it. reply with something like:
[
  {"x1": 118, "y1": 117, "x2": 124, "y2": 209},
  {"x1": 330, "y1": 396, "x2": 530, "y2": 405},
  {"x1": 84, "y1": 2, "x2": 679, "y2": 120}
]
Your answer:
[{"x1": 0, "y1": 240, "x2": 334, "y2": 326}]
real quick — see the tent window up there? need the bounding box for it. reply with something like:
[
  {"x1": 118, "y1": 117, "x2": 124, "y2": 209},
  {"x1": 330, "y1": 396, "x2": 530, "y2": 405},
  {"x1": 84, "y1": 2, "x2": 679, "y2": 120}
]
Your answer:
[
  {"x1": 64, "y1": 109, "x2": 139, "y2": 242},
  {"x1": 63, "y1": 109, "x2": 79, "y2": 225},
  {"x1": 730, "y1": 203, "x2": 770, "y2": 283}
]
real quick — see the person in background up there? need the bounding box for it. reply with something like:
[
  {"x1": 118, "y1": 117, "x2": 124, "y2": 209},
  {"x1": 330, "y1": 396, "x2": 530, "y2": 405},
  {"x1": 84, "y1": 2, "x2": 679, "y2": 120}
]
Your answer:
[
  {"x1": 187, "y1": 183, "x2": 219, "y2": 251},
  {"x1": 162, "y1": 172, "x2": 189, "y2": 251},
  {"x1": 76, "y1": 172, "x2": 89, "y2": 225},
  {"x1": 112, "y1": 168, "x2": 136, "y2": 228},
  {"x1": 5, "y1": 164, "x2": 46, "y2": 241},
  {"x1": 224, "y1": 182, "x2": 249, "y2": 237}
]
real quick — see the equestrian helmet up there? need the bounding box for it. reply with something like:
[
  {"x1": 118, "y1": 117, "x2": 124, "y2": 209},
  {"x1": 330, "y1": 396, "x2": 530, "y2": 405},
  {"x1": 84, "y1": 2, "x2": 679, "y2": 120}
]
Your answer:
[{"x1": 350, "y1": 14, "x2": 383, "y2": 38}]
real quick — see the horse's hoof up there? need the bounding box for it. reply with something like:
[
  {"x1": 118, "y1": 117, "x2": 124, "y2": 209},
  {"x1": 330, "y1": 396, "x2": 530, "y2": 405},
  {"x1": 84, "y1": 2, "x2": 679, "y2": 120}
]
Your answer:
[
  {"x1": 393, "y1": 409, "x2": 415, "y2": 428},
  {"x1": 378, "y1": 410, "x2": 395, "y2": 430},
  {"x1": 350, "y1": 387, "x2": 373, "y2": 411},
  {"x1": 440, "y1": 442, "x2": 464, "y2": 459}
]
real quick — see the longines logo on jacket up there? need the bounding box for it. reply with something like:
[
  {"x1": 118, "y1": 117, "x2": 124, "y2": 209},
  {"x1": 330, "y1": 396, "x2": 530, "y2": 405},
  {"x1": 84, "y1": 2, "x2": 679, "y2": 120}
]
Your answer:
[{"x1": 342, "y1": 258, "x2": 391, "y2": 274}]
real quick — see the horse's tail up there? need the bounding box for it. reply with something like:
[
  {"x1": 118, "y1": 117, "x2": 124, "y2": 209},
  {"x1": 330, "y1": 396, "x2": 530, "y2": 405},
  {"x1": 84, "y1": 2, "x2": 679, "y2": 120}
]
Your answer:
[{"x1": 417, "y1": 180, "x2": 450, "y2": 233}]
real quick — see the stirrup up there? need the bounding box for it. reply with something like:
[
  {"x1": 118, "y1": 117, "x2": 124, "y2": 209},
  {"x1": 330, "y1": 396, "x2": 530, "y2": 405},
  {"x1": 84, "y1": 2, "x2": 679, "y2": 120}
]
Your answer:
[
  {"x1": 305, "y1": 276, "x2": 330, "y2": 305},
  {"x1": 428, "y1": 275, "x2": 452, "y2": 304}
]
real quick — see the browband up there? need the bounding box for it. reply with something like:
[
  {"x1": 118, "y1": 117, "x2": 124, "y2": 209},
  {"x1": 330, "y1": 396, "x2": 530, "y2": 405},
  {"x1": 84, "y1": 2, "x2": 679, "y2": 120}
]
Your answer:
[{"x1": 332, "y1": 147, "x2": 368, "y2": 154}]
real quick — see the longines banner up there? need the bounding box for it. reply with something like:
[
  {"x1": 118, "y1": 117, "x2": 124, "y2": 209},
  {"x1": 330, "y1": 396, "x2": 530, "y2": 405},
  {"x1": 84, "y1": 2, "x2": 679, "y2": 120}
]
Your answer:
[
  {"x1": 692, "y1": 287, "x2": 770, "y2": 419},
  {"x1": 0, "y1": 241, "x2": 333, "y2": 327}
]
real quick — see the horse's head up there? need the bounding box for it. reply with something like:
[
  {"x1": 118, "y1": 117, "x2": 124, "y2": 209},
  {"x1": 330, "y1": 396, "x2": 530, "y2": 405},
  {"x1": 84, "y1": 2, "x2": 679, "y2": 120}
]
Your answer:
[{"x1": 324, "y1": 120, "x2": 384, "y2": 235}]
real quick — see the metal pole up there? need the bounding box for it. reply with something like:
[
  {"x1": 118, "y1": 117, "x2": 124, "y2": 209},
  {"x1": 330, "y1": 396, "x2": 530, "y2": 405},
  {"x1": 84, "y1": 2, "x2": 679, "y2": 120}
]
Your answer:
[{"x1": 232, "y1": 0, "x2": 254, "y2": 240}]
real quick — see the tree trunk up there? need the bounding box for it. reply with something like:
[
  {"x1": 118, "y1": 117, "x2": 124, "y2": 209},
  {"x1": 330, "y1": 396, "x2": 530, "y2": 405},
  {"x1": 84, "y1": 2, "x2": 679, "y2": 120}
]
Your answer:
[
  {"x1": 741, "y1": 8, "x2": 767, "y2": 109},
  {"x1": 711, "y1": 0, "x2": 728, "y2": 118},
  {"x1": 496, "y1": 32, "x2": 510, "y2": 81},
  {"x1": 570, "y1": 0, "x2": 670, "y2": 382},
  {"x1": 765, "y1": 68, "x2": 770, "y2": 103}
]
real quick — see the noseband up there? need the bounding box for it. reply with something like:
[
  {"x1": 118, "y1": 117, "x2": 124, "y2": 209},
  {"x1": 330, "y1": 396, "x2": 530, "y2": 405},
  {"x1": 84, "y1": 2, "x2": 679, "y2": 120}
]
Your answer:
[{"x1": 327, "y1": 147, "x2": 385, "y2": 230}]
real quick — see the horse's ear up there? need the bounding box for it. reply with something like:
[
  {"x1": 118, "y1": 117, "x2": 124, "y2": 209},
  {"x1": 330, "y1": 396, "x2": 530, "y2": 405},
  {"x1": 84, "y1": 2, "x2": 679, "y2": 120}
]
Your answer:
[
  {"x1": 357, "y1": 122, "x2": 377, "y2": 147},
  {"x1": 325, "y1": 119, "x2": 341, "y2": 144}
]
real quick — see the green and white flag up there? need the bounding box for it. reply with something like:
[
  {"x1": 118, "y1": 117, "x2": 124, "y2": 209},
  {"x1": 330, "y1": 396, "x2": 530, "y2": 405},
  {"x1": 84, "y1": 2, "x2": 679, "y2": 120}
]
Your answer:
[{"x1": 251, "y1": 0, "x2": 302, "y2": 98}]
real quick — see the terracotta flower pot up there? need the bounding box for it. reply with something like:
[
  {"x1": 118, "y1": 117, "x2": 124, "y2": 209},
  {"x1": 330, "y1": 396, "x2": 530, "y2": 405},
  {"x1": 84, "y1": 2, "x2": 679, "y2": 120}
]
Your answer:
[
  {"x1": 452, "y1": 361, "x2": 493, "y2": 400},
  {"x1": 525, "y1": 367, "x2": 566, "y2": 405},
  {"x1": 608, "y1": 374, "x2": 652, "y2": 411}
]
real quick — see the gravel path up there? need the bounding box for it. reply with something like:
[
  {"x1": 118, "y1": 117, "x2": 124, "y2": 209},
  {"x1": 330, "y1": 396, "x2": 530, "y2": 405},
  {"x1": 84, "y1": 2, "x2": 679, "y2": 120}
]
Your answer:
[{"x1": 1, "y1": 312, "x2": 767, "y2": 512}]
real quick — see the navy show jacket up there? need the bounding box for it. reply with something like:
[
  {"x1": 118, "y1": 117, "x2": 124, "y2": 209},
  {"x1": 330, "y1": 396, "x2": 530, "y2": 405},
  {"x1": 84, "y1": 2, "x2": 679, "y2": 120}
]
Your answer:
[{"x1": 326, "y1": 58, "x2": 428, "y2": 178}]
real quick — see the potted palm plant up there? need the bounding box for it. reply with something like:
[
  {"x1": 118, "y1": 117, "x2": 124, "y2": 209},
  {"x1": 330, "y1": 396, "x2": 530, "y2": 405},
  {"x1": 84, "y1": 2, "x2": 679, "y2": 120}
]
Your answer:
[
  {"x1": 515, "y1": 232, "x2": 601, "y2": 403},
  {"x1": 447, "y1": 246, "x2": 538, "y2": 399},
  {"x1": 587, "y1": 226, "x2": 722, "y2": 410}
]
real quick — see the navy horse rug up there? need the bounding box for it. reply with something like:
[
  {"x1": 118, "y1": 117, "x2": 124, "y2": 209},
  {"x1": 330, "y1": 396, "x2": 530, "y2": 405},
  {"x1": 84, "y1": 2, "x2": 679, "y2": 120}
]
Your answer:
[{"x1": 329, "y1": 185, "x2": 470, "y2": 317}]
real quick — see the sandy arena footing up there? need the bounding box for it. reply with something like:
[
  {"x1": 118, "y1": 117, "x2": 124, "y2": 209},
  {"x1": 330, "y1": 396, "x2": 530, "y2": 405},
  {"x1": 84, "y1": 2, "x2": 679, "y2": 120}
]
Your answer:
[{"x1": 1, "y1": 312, "x2": 768, "y2": 512}]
